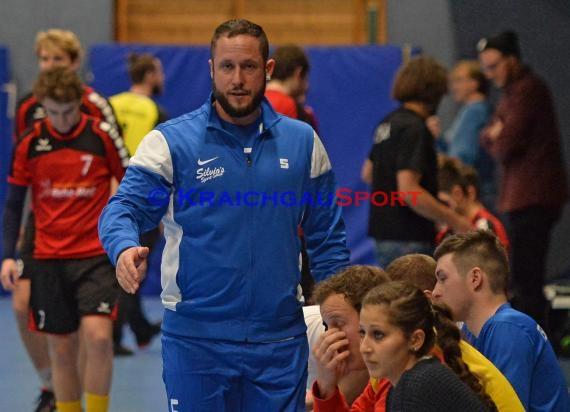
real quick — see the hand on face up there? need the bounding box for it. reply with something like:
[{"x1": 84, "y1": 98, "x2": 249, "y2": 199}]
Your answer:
[{"x1": 313, "y1": 327, "x2": 350, "y2": 398}]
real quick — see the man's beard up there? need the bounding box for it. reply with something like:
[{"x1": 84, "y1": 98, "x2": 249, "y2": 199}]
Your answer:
[{"x1": 212, "y1": 83, "x2": 265, "y2": 119}]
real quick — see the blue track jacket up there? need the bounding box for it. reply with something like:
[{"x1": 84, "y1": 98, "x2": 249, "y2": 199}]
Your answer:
[{"x1": 99, "y1": 95, "x2": 350, "y2": 342}]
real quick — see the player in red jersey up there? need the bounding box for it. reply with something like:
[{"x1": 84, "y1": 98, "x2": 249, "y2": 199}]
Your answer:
[
  {"x1": 435, "y1": 156, "x2": 509, "y2": 250},
  {"x1": 2, "y1": 69, "x2": 128, "y2": 412},
  {"x1": 9, "y1": 29, "x2": 121, "y2": 412}
]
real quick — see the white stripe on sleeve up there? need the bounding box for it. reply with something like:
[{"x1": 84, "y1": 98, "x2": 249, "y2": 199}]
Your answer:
[
  {"x1": 130, "y1": 130, "x2": 174, "y2": 184},
  {"x1": 310, "y1": 132, "x2": 332, "y2": 178}
]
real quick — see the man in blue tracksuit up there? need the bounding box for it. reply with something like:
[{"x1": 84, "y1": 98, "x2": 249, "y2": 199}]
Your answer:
[{"x1": 98, "y1": 19, "x2": 350, "y2": 412}]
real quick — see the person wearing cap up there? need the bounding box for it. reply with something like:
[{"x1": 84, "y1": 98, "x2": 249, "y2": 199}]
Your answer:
[{"x1": 477, "y1": 30, "x2": 568, "y2": 331}]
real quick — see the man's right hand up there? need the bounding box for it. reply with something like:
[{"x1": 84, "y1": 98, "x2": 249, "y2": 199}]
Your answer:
[
  {"x1": 312, "y1": 328, "x2": 350, "y2": 400},
  {"x1": 1, "y1": 258, "x2": 19, "y2": 291},
  {"x1": 116, "y1": 246, "x2": 150, "y2": 294}
]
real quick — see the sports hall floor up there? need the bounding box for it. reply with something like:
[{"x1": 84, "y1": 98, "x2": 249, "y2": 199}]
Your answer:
[
  {"x1": 1, "y1": 296, "x2": 570, "y2": 411},
  {"x1": 0, "y1": 296, "x2": 165, "y2": 411}
]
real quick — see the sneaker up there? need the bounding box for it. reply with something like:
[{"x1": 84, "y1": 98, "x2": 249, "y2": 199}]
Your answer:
[
  {"x1": 136, "y1": 321, "x2": 162, "y2": 349},
  {"x1": 113, "y1": 344, "x2": 135, "y2": 357},
  {"x1": 35, "y1": 389, "x2": 56, "y2": 412}
]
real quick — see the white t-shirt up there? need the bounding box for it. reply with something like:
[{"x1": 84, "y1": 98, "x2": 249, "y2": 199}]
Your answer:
[{"x1": 303, "y1": 305, "x2": 325, "y2": 390}]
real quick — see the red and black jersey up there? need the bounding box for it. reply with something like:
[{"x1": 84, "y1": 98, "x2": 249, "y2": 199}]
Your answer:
[
  {"x1": 15, "y1": 85, "x2": 120, "y2": 140},
  {"x1": 8, "y1": 113, "x2": 129, "y2": 259},
  {"x1": 436, "y1": 207, "x2": 510, "y2": 251}
]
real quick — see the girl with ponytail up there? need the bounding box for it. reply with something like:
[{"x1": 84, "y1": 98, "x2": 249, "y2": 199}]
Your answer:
[{"x1": 359, "y1": 281, "x2": 496, "y2": 411}]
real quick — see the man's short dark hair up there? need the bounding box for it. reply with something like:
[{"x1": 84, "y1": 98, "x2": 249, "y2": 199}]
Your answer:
[
  {"x1": 33, "y1": 67, "x2": 83, "y2": 103},
  {"x1": 270, "y1": 44, "x2": 309, "y2": 81},
  {"x1": 438, "y1": 156, "x2": 468, "y2": 194},
  {"x1": 210, "y1": 19, "x2": 269, "y2": 62},
  {"x1": 434, "y1": 230, "x2": 509, "y2": 294},
  {"x1": 127, "y1": 53, "x2": 158, "y2": 85},
  {"x1": 438, "y1": 155, "x2": 481, "y2": 199}
]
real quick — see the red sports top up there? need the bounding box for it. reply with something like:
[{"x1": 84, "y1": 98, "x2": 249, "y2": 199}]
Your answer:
[
  {"x1": 436, "y1": 207, "x2": 510, "y2": 251},
  {"x1": 265, "y1": 89, "x2": 299, "y2": 119},
  {"x1": 8, "y1": 113, "x2": 128, "y2": 258}
]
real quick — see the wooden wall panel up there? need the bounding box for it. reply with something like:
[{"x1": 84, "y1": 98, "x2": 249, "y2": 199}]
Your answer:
[
  {"x1": 116, "y1": 0, "x2": 234, "y2": 44},
  {"x1": 115, "y1": 0, "x2": 386, "y2": 45}
]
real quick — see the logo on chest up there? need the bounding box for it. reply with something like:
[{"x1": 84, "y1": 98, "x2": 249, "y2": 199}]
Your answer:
[
  {"x1": 196, "y1": 166, "x2": 225, "y2": 183},
  {"x1": 35, "y1": 138, "x2": 52, "y2": 152},
  {"x1": 33, "y1": 106, "x2": 47, "y2": 121}
]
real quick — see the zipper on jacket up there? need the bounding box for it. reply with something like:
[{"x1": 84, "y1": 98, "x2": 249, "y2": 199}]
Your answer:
[
  {"x1": 244, "y1": 147, "x2": 252, "y2": 167},
  {"x1": 243, "y1": 144, "x2": 254, "y2": 340},
  {"x1": 243, "y1": 122, "x2": 263, "y2": 167}
]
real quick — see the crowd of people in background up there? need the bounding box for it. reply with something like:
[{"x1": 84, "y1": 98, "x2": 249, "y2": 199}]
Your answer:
[{"x1": 1, "y1": 20, "x2": 569, "y2": 412}]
